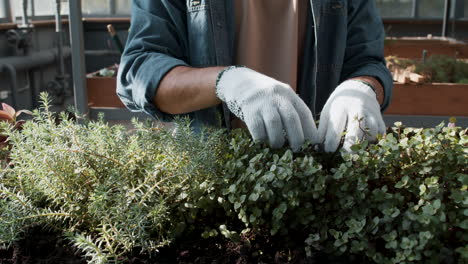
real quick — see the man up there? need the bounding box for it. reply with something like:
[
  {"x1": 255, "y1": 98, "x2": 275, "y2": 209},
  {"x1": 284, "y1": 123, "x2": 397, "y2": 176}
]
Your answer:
[{"x1": 117, "y1": 0, "x2": 393, "y2": 152}]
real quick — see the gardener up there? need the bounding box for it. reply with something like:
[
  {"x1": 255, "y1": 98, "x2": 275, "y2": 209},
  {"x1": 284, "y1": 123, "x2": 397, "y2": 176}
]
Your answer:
[{"x1": 117, "y1": 0, "x2": 393, "y2": 152}]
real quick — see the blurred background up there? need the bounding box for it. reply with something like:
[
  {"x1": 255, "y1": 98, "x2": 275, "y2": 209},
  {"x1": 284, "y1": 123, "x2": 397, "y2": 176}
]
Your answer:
[{"x1": 0, "y1": 0, "x2": 466, "y2": 126}]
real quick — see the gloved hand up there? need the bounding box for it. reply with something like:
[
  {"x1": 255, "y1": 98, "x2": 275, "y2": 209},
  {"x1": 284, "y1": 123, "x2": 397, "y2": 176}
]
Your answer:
[
  {"x1": 318, "y1": 80, "x2": 386, "y2": 153},
  {"x1": 216, "y1": 66, "x2": 318, "y2": 151}
]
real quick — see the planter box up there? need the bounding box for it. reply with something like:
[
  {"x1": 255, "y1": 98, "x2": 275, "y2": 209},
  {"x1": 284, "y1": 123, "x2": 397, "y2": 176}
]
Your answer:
[
  {"x1": 86, "y1": 70, "x2": 125, "y2": 108},
  {"x1": 386, "y1": 82, "x2": 468, "y2": 116},
  {"x1": 384, "y1": 37, "x2": 468, "y2": 59}
]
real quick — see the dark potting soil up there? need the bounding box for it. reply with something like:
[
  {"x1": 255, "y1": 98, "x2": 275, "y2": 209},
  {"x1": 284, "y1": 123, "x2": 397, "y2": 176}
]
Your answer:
[
  {"x1": 0, "y1": 226, "x2": 85, "y2": 264},
  {"x1": 0, "y1": 227, "x2": 370, "y2": 264}
]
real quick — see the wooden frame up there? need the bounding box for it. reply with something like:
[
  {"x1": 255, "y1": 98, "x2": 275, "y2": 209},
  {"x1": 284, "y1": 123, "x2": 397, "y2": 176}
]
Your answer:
[
  {"x1": 386, "y1": 82, "x2": 468, "y2": 116},
  {"x1": 384, "y1": 37, "x2": 468, "y2": 59}
]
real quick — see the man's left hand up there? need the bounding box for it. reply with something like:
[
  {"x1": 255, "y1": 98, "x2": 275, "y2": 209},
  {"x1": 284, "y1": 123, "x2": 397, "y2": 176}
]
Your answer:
[{"x1": 318, "y1": 80, "x2": 386, "y2": 152}]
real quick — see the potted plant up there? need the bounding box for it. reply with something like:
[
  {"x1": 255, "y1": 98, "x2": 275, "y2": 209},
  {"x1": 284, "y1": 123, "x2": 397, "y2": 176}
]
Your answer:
[{"x1": 86, "y1": 64, "x2": 125, "y2": 108}]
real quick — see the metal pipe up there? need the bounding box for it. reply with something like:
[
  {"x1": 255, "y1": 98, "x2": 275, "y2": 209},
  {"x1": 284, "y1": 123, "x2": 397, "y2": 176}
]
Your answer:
[
  {"x1": 412, "y1": 0, "x2": 419, "y2": 18},
  {"x1": 68, "y1": 0, "x2": 89, "y2": 116},
  {"x1": 0, "y1": 64, "x2": 18, "y2": 108},
  {"x1": 0, "y1": 48, "x2": 71, "y2": 71},
  {"x1": 0, "y1": 48, "x2": 72, "y2": 109},
  {"x1": 442, "y1": 0, "x2": 451, "y2": 38},
  {"x1": 55, "y1": 0, "x2": 65, "y2": 78},
  {"x1": 84, "y1": 49, "x2": 121, "y2": 56},
  {"x1": 21, "y1": 0, "x2": 29, "y2": 28}
]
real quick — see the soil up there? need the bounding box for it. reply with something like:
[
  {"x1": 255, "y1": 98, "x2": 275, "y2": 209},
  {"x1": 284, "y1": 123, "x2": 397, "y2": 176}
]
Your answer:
[
  {"x1": 0, "y1": 227, "x2": 371, "y2": 264},
  {"x1": 0, "y1": 226, "x2": 85, "y2": 264}
]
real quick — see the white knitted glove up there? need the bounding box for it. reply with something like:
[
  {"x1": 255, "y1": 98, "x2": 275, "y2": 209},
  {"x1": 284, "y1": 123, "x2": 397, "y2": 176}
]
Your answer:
[
  {"x1": 318, "y1": 80, "x2": 386, "y2": 153},
  {"x1": 216, "y1": 66, "x2": 318, "y2": 151}
]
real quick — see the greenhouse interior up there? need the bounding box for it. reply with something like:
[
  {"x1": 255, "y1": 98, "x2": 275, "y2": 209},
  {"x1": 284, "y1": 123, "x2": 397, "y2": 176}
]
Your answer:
[{"x1": 0, "y1": 0, "x2": 467, "y2": 263}]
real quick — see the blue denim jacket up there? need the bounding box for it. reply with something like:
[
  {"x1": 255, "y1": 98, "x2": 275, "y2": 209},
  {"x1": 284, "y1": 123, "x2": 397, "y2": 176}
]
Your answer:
[{"x1": 117, "y1": 0, "x2": 393, "y2": 129}]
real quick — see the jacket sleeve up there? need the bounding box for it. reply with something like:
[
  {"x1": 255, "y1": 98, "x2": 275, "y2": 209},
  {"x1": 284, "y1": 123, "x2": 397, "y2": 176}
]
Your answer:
[
  {"x1": 340, "y1": 0, "x2": 393, "y2": 111},
  {"x1": 117, "y1": 0, "x2": 189, "y2": 121}
]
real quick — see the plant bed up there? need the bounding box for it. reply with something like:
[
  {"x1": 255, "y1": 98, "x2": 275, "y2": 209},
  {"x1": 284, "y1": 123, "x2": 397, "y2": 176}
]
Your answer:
[
  {"x1": 87, "y1": 65, "x2": 125, "y2": 108},
  {"x1": 386, "y1": 82, "x2": 468, "y2": 116},
  {"x1": 385, "y1": 55, "x2": 468, "y2": 116},
  {"x1": 0, "y1": 94, "x2": 467, "y2": 263},
  {"x1": 384, "y1": 37, "x2": 468, "y2": 59}
]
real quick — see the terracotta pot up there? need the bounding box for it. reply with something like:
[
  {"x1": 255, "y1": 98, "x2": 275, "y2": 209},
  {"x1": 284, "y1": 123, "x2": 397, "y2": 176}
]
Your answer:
[
  {"x1": 86, "y1": 71, "x2": 125, "y2": 108},
  {"x1": 386, "y1": 82, "x2": 468, "y2": 116},
  {"x1": 384, "y1": 37, "x2": 468, "y2": 59}
]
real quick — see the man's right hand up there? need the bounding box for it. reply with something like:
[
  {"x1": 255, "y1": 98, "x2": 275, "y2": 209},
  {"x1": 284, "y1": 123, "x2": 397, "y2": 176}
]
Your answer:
[{"x1": 216, "y1": 66, "x2": 318, "y2": 151}]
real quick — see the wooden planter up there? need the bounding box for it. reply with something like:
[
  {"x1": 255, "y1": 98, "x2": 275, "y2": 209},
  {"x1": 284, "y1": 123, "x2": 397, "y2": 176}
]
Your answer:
[
  {"x1": 386, "y1": 82, "x2": 468, "y2": 116},
  {"x1": 384, "y1": 37, "x2": 468, "y2": 59},
  {"x1": 86, "y1": 71, "x2": 125, "y2": 108}
]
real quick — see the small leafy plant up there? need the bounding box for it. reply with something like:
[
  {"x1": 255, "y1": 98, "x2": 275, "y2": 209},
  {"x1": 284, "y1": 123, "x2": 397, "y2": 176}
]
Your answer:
[{"x1": 0, "y1": 94, "x2": 466, "y2": 263}]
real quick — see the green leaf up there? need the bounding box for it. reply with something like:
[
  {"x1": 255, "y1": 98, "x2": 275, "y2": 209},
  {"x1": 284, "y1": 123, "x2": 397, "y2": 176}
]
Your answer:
[
  {"x1": 305, "y1": 234, "x2": 320, "y2": 245},
  {"x1": 248, "y1": 193, "x2": 259, "y2": 202},
  {"x1": 459, "y1": 219, "x2": 468, "y2": 229},
  {"x1": 419, "y1": 166, "x2": 432, "y2": 174},
  {"x1": 422, "y1": 203, "x2": 436, "y2": 216},
  {"x1": 249, "y1": 214, "x2": 256, "y2": 223},
  {"x1": 457, "y1": 173, "x2": 468, "y2": 185},
  {"x1": 395, "y1": 175, "x2": 409, "y2": 188},
  {"x1": 419, "y1": 184, "x2": 427, "y2": 195},
  {"x1": 228, "y1": 184, "x2": 237, "y2": 193}
]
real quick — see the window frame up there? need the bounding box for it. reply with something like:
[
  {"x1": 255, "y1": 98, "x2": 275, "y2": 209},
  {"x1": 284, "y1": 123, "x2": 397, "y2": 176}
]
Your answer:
[
  {"x1": 378, "y1": 0, "x2": 466, "y2": 20},
  {"x1": 0, "y1": 0, "x2": 466, "y2": 24},
  {"x1": 4, "y1": 0, "x2": 130, "y2": 24}
]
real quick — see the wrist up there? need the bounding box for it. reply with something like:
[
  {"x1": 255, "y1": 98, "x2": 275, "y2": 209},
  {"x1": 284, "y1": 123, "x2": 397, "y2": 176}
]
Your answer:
[
  {"x1": 349, "y1": 76, "x2": 384, "y2": 105},
  {"x1": 352, "y1": 79, "x2": 376, "y2": 93},
  {"x1": 215, "y1": 65, "x2": 246, "y2": 101},
  {"x1": 215, "y1": 66, "x2": 245, "y2": 87}
]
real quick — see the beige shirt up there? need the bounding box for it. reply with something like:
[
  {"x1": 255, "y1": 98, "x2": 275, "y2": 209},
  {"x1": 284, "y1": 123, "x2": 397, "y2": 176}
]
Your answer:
[{"x1": 234, "y1": 0, "x2": 308, "y2": 92}]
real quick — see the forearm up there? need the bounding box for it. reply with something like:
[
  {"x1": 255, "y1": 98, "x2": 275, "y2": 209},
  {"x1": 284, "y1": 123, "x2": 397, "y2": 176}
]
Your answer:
[{"x1": 154, "y1": 66, "x2": 225, "y2": 115}]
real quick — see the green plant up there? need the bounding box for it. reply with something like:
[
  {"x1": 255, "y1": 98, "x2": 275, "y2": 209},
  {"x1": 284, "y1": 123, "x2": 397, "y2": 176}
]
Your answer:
[
  {"x1": 0, "y1": 93, "x2": 227, "y2": 263},
  {"x1": 222, "y1": 124, "x2": 467, "y2": 263},
  {"x1": 0, "y1": 94, "x2": 466, "y2": 263},
  {"x1": 415, "y1": 55, "x2": 468, "y2": 83}
]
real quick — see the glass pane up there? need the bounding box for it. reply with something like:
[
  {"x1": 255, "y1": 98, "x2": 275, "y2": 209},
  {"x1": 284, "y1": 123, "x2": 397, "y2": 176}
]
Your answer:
[
  {"x1": 33, "y1": 0, "x2": 55, "y2": 16},
  {"x1": 33, "y1": 0, "x2": 69, "y2": 16},
  {"x1": 11, "y1": 0, "x2": 33, "y2": 19},
  {"x1": 376, "y1": 0, "x2": 413, "y2": 18},
  {"x1": 0, "y1": 0, "x2": 6, "y2": 18},
  {"x1": 419, "y1": 0, "x2": 445, "y2": 18},
  {"x1": 116, "y1": 0, "x2": 131, "y2": 15},
  {"x1": 82, "y1": 0, "x2": 110, "y2": 15}
]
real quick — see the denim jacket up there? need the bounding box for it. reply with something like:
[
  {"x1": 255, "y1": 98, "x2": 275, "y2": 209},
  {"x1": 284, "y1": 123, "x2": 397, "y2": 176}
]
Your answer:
[{"x1": 117, "y1": 0, "x2": 393, "y2": 129}]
